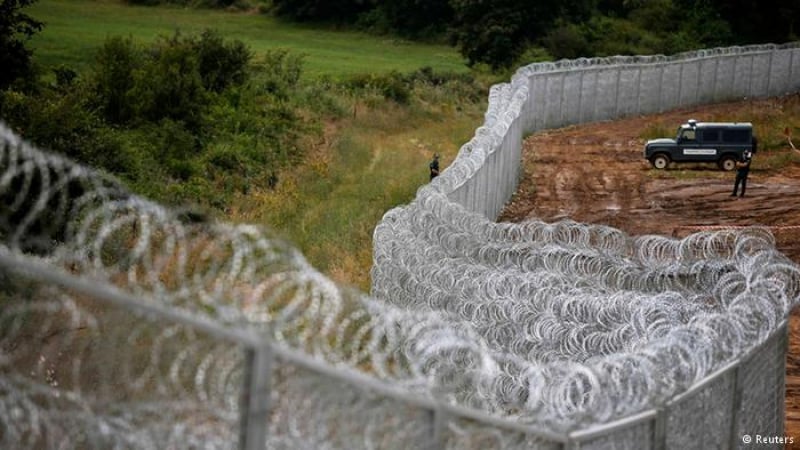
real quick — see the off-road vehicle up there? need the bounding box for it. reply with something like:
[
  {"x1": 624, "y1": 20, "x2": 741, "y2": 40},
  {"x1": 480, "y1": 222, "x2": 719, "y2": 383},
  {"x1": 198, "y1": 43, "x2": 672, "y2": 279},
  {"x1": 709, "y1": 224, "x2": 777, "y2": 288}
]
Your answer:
[{"x1": 644, "y1": 120, "x2": 755, "y2": 171}]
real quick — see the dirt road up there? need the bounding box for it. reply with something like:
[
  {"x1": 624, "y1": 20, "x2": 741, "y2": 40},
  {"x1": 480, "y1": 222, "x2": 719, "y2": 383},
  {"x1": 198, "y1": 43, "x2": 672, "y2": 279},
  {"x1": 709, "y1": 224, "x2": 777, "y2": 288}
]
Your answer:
[{"x1": 498, "y1": 95, "x2": 800, "y2": 443}]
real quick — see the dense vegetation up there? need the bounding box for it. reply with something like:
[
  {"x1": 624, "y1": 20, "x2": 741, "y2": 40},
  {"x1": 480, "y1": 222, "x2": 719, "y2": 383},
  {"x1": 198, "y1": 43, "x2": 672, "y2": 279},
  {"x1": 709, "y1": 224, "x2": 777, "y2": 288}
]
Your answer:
[
  {"x1": 90, "y1": 0, "x2": 798, "y2": 70},
  {"x1": 0, "y1": 0, "x2": 487, "y2": 287},
  {"x1": 269, "y1": 0, "x2": 798, "y2": 69},
  {"x1": 0, "y1": 0, "x2": 42, "y2": 89},
  {"x1": 0, "y1": 0, "x2": 482, "y2": 207},
  {"x1": 1, "y1": 27, "x2": 306, "y2": 210}
]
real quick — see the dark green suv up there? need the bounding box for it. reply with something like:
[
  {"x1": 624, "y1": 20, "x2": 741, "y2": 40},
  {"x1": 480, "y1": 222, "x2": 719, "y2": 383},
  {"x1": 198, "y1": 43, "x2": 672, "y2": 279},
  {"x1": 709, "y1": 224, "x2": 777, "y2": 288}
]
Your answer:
[{"x1": 644, "y1": 120, "x2": 755, "y2": 171}]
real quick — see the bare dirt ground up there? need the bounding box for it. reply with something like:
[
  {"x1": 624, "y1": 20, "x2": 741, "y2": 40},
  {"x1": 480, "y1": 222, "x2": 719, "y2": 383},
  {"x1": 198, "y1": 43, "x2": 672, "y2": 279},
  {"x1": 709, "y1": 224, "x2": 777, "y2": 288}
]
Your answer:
[{"x1": 498, "y1": 96, "x2": 800, "y2": 444}]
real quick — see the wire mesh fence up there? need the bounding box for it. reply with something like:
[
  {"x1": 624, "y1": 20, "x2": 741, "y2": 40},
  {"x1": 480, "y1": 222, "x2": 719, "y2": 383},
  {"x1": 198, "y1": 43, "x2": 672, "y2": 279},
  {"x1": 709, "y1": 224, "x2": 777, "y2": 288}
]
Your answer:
[{"x1": 1, "y1": 42, "x2": 800, "y2": 449}]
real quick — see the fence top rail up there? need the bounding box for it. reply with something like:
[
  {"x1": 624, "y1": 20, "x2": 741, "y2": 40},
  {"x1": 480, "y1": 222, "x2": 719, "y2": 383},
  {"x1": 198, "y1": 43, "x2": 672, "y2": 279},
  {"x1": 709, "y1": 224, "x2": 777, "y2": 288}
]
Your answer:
[{"x1": 514, "y1": 42, "x2": 800, "y2": 78}]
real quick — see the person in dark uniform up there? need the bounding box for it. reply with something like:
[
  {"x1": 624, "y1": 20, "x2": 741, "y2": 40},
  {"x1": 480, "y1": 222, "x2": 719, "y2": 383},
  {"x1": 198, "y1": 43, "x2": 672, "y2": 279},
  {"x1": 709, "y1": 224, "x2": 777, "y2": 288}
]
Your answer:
[
  {"x1": 731, "y1": 149, "x2": 752, "y2": 197},
  {"x1": 429, "y1": 153, "x2": 440, "y2": 180}
]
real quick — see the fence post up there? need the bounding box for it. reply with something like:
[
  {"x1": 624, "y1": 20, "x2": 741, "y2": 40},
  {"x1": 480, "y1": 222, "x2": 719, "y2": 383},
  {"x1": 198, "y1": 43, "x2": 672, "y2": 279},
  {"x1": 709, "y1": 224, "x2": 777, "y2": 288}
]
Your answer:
[
  {"x1": 651, "y1": 408, "x2": 667, "y2": 450},
  {"x1": 765, "y1": 50, "x2": 774, "y2": 96},
  {"x1": 559, "y1": 71, "x2": 567, "y2": 127},
  {"x1": 712, "y1": 57, "x2": 719, "y2": 102},
  {"x1": 240, "y1": 343, "x2": 274, "y2": 450},
  {"x1": 613, "y1": 66, "x2": 622, "y2": 118},
  {"x1": 694, "y1": 60, "x2": 701, "y2": 105},
  {"x1": 592, "y1": 68, "x2": 602, "y2": 121},
  {"x1": 428, "y1": 406, "x2": 447, "y2": 450},
  {"x1": 657, "y1": 64, "x2": 665, "y2": 112},
  {"x1": 635, "y1": 66, "x2": 642, "y2": 115},
  {"x1": 577, "y1": 69, "x2": 585, "y2": 122},
  {"x1": 728, "y1": 363, "x2": 744, "y2": 449},
  {"x1": 777, "y1": 325, "x2": 789, "y2": 436}
]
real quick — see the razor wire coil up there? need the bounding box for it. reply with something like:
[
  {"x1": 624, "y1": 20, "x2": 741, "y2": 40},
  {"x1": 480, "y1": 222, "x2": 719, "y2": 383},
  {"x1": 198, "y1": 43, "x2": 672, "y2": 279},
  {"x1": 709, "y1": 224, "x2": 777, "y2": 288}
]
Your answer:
[{"x1": 2, "y1": 41, "x2": 800, "y2": 449}]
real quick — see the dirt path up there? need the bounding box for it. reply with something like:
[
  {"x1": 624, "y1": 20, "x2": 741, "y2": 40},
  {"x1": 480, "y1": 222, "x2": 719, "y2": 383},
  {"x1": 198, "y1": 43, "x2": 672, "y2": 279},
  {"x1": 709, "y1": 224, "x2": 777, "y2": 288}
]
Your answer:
[{"x1": 498, "y1": 97, "x2": 800, "y2": 444}]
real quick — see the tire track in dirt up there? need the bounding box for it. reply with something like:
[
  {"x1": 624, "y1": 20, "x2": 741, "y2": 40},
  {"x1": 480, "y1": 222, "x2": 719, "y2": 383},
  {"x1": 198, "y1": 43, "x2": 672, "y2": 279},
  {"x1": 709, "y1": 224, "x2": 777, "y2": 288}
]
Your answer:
[{"x1": 499, "y1": 98, "x2": 800, "y2": 445}]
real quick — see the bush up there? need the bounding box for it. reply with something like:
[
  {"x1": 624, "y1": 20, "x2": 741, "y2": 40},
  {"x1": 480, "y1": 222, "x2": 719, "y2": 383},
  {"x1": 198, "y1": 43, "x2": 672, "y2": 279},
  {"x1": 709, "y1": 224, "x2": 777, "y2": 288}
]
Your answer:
[
  {"x1": 92, "y1": 36, "x2": 141, "y2": 124},
  {"x1": 6, "y1": 30, "x2": 314, "y2": 214},
  {"x1": 92, "y1": 31, "x2": 251, "y2": 132},
  {"x1": 542, "y1": 22, "x2": 591, "y2": 60},
  {"x1": 269, "y1": 0, "x2": 371, "y2": 23},
  {"x1": 125, "y1": 0, "x2": 247, "y2": 8},
  {"x1": 195, "y1": 29, "x2": 252, "y2": 92},
  {"x1": 128, "y1": 32, "x2": 210, "y2": 134},
  {"x1": 255, "y1": 49, "x2": 304, "y2": 100},
  {"x1": 344, "y1": 72, "x2": 410, "y2": 104},
  {"x1": 148, "y1": 119, "x2": 199, "y2": 180}
]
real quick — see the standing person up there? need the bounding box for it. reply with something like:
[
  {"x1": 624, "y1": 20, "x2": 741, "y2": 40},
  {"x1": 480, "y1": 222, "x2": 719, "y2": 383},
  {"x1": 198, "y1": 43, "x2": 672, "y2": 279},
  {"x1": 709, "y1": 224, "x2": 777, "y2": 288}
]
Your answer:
[
  {"x1": 429, "y1": 153, "x2": 440, "y2": 181},
  {"x1": 731, "y1": 150, "x2": 752, "y2": 198}
]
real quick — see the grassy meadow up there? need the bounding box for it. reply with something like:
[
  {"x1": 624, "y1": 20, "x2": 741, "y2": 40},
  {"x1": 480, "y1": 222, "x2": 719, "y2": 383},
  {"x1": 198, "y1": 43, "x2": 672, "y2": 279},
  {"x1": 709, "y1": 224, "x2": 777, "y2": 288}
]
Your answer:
[
  {"x1": 27, "y1": 0, "x2": 468, "y2": 78},
  {"x1": 230, "y1": 102, "x2": 484, "y2": 289},
  {"x1": 23, "y1": 0, "x2": 485, "y2": 290}
]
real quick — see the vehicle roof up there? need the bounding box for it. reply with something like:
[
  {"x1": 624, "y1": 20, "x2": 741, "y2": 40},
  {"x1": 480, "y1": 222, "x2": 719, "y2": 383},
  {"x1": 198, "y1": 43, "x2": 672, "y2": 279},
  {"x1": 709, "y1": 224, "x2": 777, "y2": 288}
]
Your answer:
[{"x1": 681, "y1": 122, "x2": 752, "y2": 129}]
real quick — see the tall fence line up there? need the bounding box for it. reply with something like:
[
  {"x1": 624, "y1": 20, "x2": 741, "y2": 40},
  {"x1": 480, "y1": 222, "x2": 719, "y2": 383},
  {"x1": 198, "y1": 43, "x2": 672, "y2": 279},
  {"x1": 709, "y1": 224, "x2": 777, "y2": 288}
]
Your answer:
[
  {"x1": 429, "y1": 43, "x2": 800, "y2": 219},
  {"x1": 1, "y1": 43, "x2": 800, "y2": 450},
  {"x1": 370, "y1": 42, "x2": 800, "y2": 448},
  {"x1": 1, "y1": 240, "x2": 790, "y2": 449}
]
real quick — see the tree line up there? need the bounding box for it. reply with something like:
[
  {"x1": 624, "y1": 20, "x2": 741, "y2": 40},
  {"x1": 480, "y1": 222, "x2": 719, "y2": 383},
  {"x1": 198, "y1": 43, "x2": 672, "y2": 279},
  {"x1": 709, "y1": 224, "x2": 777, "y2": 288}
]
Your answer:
[{"x1": 266, "y1": 0, "x2": 797, "y2": 69}]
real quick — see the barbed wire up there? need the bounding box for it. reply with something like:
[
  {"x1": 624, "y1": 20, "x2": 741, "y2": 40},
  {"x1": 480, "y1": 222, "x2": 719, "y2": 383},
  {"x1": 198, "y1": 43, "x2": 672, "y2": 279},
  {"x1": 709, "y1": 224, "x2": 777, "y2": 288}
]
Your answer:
[{"x1": 1, "y1": 42, "x2": 799, "y2": 449}]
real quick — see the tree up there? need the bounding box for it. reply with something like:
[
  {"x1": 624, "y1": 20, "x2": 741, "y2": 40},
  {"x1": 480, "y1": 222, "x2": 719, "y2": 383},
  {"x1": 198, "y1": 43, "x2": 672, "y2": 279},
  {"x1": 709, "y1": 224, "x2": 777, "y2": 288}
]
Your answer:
[
  {"x1": 92, "y1": 36, "x2": 141, "y2": 125},
  {"x1": 0, "y1": 0, "x2": 43, "y2": 90},
  {"x1": 129, "y1": 33, "x2": 210, "y2": 135},
  {"x1": 269, "y1": 0, "x2": 373, "y2": 23},
  {"x1": 449, "y1": 0, "x2": 563, "y2": 69},
  {"x1": 371, "y1": 0, "x2": 453, "y2": 38},
  {"x1": 195, "y1": 29, "x2": 252, "y2": 93},
  {"x1": 710, "y1": 0, "x2": 797, "y2": 44}
]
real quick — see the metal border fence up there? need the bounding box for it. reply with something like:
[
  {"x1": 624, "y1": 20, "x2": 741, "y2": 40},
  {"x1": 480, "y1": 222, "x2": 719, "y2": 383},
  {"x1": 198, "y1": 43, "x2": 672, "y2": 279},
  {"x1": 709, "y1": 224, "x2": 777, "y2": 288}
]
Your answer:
[
  {"x1": 369, "y1": 42, "x2": 800, "y2": 448},
  {"x1": 421, "y1": 43, "x2": 800, "y2": 220},
  {"x1": 2, "y1": 43, "x2": 799, "y2": 449},
  {"x1": 1, "y1": 245, "x2": 789, "y2": 449}
]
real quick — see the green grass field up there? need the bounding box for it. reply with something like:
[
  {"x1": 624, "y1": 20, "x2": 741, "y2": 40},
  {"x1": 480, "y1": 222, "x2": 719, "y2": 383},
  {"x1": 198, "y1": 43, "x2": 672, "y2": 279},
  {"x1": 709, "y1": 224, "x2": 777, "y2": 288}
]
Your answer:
[
  {"x1": 27, "y1": 0, "x2": 467, "y2": 78},
  {"x1": 22, "y1": 0, "x2": 486, "y2": 290},
  {"x1": 231, "y1": 101, "x2": 485, "y2": 290}
]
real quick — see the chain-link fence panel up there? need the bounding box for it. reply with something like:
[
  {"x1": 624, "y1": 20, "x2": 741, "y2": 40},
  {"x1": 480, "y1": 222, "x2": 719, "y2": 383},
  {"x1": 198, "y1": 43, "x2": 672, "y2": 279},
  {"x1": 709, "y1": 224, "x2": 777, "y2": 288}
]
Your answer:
[{"x1": 0, "y1": 266, "x2": 244, "y2": 449}]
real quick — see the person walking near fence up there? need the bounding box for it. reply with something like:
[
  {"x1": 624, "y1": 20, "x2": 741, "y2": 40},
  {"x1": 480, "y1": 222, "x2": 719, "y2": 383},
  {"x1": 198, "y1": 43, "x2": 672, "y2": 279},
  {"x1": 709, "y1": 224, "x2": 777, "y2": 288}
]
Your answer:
[{"x1": 429, "y1": 153, "x2": 440, "y2": 181}]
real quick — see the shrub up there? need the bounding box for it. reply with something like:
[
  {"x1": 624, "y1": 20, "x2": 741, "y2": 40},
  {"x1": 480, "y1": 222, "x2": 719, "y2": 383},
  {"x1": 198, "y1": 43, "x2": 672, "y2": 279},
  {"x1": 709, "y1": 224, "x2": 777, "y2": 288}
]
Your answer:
[
  {"x1": 344, "y1": 72, "x2": 410, "y2": 104},
  {"x1": 92, "y1": 36, "x2": 141, "y2": 125},
  {"x1": 128, "y1": 32, "x2": 210, "y2": 134},
  {"x1": 255, "y1": 49, "x2": 304, "y2": 100},
  {"x1": 195, "y1": 29, "x2": 251, "y2": 93}
]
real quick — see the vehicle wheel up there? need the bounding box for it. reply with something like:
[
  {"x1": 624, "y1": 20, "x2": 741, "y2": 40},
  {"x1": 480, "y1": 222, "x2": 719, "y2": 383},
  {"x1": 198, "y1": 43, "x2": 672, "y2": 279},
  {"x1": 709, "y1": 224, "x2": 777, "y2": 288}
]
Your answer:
[
  {"x1": 718, "y1": 155, "x2": 736, "y2": 171},
  {"x1": 651, "y1": 154, "x2": 670, "y2": 169}
]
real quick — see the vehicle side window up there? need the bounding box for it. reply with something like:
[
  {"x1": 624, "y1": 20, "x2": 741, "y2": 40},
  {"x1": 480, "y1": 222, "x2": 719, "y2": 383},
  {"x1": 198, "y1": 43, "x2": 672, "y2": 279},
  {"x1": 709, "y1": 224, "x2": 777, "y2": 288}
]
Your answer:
[
  {"x1": 700, "y1": 129, "x2": 721, "y2": 142},
  {"x1": 681, "y1": 129, "x2": 696, "y2": 141},
  {"x1": 722, "y1": 129, "x2": 750, "y2": 143}
]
